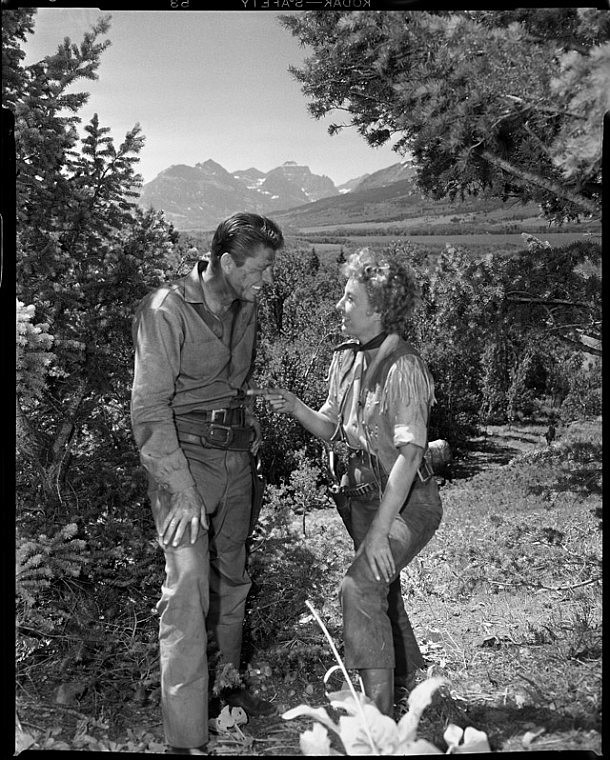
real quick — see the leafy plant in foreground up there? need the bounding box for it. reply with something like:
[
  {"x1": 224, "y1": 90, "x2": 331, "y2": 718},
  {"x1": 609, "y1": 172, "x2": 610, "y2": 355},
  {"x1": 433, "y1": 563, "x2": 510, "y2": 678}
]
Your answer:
[{"x1": 282, "y1": 602, "x2": 491, "y2": 755}]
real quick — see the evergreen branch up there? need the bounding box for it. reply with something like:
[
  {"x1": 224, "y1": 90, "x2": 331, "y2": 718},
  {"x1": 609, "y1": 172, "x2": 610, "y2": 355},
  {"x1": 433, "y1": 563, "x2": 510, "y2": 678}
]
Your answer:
[
  {"x1": 479, "y1": 149, "x2": 600, "y2": 216},
  {"x1": 555, "y1": 333, "x2": 602, "y2": 357},
  {"x1": 502, "y1": 94, "x2": 589, "y2": 121}
]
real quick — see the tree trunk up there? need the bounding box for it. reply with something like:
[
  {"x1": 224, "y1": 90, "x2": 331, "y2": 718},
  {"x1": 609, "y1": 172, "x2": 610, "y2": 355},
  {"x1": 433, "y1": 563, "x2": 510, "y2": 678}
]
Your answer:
[
  {"x1": 43, "y1": 380, "x2": 87, "y2": 501},
  {"x1": 16, "y1": 398, "x2": 49, "y2": 489},
  {"x1": 16, "y1": 397, "x2": 34, "y2": 457}
]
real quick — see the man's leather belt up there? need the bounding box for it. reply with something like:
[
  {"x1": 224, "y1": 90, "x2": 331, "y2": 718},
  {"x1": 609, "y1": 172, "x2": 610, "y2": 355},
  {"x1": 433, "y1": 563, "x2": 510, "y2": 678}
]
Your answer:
[
  {"x1": 184, "y1": 407, "x2": 246, "y2": 426},
  {"x1": 177, "y1": 426, "x2": 252, "y2": 451},
  {"x1": 176, "y1": 408, "x2": 251, "y2": 451}
]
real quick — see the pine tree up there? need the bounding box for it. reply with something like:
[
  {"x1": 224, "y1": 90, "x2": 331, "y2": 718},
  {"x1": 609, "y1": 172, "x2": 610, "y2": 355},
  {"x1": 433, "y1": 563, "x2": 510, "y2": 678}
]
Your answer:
[
  {"x1": 281, "y1": 10, "x2": 607, "y2": 221},
  {"x1": 6, "y1": 9, "x2": 177, "y2": 507},
  {"x1": 307, "y1": 246, "x2": 320, "y2": 274}
]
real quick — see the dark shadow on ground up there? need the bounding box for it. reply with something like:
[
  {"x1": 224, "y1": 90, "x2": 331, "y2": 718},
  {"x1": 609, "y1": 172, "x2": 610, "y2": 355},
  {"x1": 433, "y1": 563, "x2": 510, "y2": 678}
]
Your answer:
[
  {"x1": 450, "y1": 437, "x2": 522, "y2": 479},
  {"x1": 417, "y1": 693, "x2": 601, "y2": 754},
  {"x1": 463, "y1": 702, "x2": 601, "y2": 752},
  {"x1": 527, "y1": 465, "x2": 603, "y2": 500}
]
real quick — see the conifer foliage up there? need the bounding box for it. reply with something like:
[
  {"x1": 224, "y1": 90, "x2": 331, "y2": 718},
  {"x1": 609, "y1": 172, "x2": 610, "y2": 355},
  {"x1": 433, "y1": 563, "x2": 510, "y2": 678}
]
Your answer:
[
  {"x1": 16, "y1": 523, "x2": 87, "y2": 626},
  {"x1": 6, "y1": 9, "x2": 178, "y2": 639},
  {"x1": 7, "y1": 8, "x2": 176, "y2": 508},
  {"x1": 16, "y1": 299, "x2": 55, "y2": 405},
  {"x1": 280, "y1": 10, "x2": 607, "y2": 221}
]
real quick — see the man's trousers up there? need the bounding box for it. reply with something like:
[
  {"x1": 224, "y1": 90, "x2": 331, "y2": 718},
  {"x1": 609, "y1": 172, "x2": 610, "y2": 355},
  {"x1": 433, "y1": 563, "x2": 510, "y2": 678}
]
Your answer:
[
  {"x1": 339, "y1": 475, "x2": 442, "y2": 676},
  {"x1": 148, "y1": 446, "x2": 252, "y2": 748}
]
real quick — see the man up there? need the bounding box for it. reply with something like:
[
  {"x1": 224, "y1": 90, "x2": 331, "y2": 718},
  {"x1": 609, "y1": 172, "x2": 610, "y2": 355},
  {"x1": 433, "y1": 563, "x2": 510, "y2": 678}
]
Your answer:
[{"x1": 131, "y1": 212, "x2": 284, "y2": 754}]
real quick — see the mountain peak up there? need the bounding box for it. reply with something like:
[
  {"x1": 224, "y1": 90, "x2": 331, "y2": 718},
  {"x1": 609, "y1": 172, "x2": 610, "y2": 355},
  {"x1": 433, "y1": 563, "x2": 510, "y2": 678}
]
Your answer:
[
  {"x1": 195, "y1": 159, "x2": 231, "y2": 175},
  {"x1": 138, "y1": 158, "x2": 340, "y2": 230}
]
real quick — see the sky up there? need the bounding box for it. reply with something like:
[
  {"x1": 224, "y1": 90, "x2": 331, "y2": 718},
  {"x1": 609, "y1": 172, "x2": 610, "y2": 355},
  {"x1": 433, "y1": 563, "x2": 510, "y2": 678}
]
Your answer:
[{"x1": 21, "y1": 8, "x2": 404, "y2": 187}]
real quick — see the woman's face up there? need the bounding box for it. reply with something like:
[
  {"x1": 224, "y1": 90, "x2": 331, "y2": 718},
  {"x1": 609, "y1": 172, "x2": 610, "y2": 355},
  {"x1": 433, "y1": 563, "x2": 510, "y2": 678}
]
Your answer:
[{"x1": 336, "y1": 278, "x2": 380, "y2": 343}]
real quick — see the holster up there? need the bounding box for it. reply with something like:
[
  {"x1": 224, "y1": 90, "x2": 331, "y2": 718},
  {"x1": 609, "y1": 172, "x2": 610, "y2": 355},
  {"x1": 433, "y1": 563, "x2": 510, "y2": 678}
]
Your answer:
[{"x1": 327, "y1": 480, "x2": 352, "y2": 535}]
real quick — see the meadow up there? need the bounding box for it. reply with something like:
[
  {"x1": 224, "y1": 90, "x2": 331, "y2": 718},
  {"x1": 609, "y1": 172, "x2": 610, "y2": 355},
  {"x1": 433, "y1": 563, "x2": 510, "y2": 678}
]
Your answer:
[{"x1": 294, "y1": 232, "x2": 600, "y2": 259}]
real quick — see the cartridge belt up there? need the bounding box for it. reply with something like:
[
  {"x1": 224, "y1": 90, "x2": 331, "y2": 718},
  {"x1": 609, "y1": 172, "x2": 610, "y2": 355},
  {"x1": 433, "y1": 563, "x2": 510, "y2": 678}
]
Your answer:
[
  {"x1": 341, "y1": 448, "x2": 433, "y2": 497},
  {"x1": 338, "y1": 482, "x2": 378, "y2": 498}
]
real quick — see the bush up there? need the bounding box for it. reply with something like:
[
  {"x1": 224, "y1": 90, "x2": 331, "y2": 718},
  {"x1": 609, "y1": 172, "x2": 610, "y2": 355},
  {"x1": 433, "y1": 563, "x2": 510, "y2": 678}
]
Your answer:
[
  {"x1": 16, "y1": 522, "x2": 88, "y2": 635},
  {"x1": 244, "y1": 452, "x2": 342, "y2": 656}
]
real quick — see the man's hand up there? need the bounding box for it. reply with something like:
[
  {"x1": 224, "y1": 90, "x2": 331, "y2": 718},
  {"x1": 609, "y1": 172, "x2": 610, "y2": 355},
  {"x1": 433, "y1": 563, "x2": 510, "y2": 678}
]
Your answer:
[
  {"x1": 358, "y1": 527, "x2": 395, "y2": 583},
  {"x1": 161, "y1": 485, "x2": 208, "y2": 547}
]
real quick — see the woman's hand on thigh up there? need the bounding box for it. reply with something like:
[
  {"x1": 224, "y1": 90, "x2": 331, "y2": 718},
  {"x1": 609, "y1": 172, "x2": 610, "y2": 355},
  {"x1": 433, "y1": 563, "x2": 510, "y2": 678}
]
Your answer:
[{"x1": 359, "y1": 527, "x2": 395, "y2": 583}]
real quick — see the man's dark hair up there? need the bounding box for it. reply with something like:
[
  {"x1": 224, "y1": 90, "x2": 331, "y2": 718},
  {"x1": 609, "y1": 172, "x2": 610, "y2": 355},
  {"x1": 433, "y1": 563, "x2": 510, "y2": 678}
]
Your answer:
[{"x1": 210, "y1": 212, "x2": 284, "y2": 267}]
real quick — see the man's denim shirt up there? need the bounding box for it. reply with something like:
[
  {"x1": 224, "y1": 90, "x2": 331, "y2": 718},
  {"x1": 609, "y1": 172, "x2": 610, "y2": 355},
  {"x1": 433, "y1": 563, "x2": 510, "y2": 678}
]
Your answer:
[{"x1": 130, "y1": 260, "x2": 256, "y2": 494}]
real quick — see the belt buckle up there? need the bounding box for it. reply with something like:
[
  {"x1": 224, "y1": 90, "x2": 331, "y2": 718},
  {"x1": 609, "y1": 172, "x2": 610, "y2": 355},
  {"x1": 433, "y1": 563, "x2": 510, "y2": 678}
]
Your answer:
[
  {"x1": 207, "y1": 423, "x2": 233, "y2": 446},
  {"x1": 211, "y1": 408, "x2": 228, "y2": 424}
]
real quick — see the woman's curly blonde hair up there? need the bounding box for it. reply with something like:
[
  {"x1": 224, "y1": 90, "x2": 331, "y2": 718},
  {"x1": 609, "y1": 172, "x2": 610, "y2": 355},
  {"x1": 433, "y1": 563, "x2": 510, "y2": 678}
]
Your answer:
[{"x1": 342, "y1": 248, "x2": 422, "y2": 335}]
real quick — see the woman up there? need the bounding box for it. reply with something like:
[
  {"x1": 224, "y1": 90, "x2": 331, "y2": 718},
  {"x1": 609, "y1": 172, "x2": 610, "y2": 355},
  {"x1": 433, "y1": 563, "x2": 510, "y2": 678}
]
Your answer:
[{"x1": 250, "y1": 247, "x2": 442, "y2": 716}]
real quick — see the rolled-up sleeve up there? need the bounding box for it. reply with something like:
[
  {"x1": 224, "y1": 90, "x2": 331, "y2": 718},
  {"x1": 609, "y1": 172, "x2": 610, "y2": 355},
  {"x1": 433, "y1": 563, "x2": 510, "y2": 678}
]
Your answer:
[
  {"x1": 130, "y1": 294, "x2": 195, "y2": 493},
  {"x1": 382, "y1": 355, "x2": 435, "y2": 450}
]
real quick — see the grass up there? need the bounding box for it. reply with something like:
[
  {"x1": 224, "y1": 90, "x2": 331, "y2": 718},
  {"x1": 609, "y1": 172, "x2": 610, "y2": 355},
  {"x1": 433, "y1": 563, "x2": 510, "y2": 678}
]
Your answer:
[
  {"x1": 406, "y1": 421, "x2": 602, "y2": 748},
  {"x1": 251, "y1": 418, "x2": 602, "y2": 755},
  {"x1": 15, "y1": 419, "x2": 602, "y2": 754}
]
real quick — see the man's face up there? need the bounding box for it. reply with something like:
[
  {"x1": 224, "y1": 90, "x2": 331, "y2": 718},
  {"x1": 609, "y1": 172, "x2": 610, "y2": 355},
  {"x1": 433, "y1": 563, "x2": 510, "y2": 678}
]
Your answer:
[{"x1": 224, "y1": 244, "x2": 276, "y2": 302}]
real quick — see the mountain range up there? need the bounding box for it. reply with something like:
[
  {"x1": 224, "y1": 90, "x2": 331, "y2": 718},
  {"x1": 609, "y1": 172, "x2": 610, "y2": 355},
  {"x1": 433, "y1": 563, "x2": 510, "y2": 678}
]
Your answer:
[{"x1": 136, "y1": 159, "x2": 417, "y2": 231}]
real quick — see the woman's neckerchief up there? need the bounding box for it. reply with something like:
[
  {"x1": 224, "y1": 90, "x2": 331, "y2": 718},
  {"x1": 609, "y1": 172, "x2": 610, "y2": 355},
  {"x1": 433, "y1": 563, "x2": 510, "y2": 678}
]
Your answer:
[
  {"x1": 333, "y1": 331, "x2": 388, "y2": 354},
  {"x1": 333, "y1": 331, "x2": 388, "y2": 382}
]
